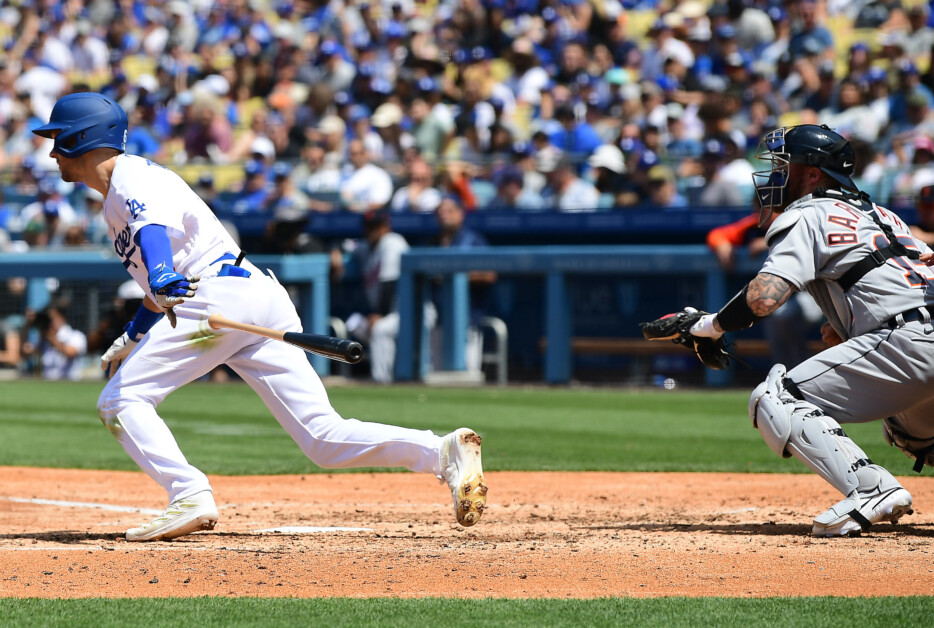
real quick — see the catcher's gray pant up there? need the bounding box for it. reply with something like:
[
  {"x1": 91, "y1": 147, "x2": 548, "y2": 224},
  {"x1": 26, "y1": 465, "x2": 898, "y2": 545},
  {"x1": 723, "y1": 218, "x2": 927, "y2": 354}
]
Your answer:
[
  {"x1": 97, "y1": 272, "x2": 443, "y2": 503},
  {"x1": 787, "y1": 317, "x2": 934, "y2": 464}
]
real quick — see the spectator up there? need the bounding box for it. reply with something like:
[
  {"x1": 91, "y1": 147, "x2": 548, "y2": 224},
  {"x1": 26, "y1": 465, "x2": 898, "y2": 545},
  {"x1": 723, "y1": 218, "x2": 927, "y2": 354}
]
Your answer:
[
  {"x1": 390, "y1": 158, "x2": 442, "y2": 213},
  {"x1": 264, "y1": 162, "x2": 309, "y2": 220},
  {"x1": 905, "y1": 4, "x2": 934, "y2": 58},
  {"x1": 339, "y1": 139, "x2": 394, "y2": 213},
  {"x1": 538, "y1": 148, "x2": 600, "y2": 212},
  {"x1": 409, "y1": 90, "x2": 452, "y2": 161},
  {"x1": 23, "y1": 304, "x2": 87, "y2": 381},
  {"x1": 717, "y1": 135, "x2": 756, "y2": 189},
  {"x1": 294, "y1": 143, "x2": 341, "y2": 212},
  {"x1": 0, "y1": 314, "x2": 22, "y2": 371},
  {"x1": 227, "y1": 160, "x2": 270, "y2": 215},
  {"x1": 370, "y1": 102, "x2": 409, "y2": 167},
  {"x1": 124, "y1": 94, "x2": 163, "y2": 159},
  {"x1": 488, "y1": 167, "x2": 544, "y2": 211},
  {"x1": 343, "y1": 209, "x2": 421, "y2": 383},
  {"x1": 889, "y1": 60, "x2": 934, "y2": 126},
  {"x1": 909, "y1": 173, "x2": 934, "y2": 247},
  {"x1": 432, "y1": 196, "x2": 496, "y2": 376},
  {"x1": 183, "y1": 92, "x2": 233, "y2": 162},
  {"x1": 309, "y1": 40, "x2": 356, "y2": 94},
  {"x1": 697, "y1": 138, "x2": 747, "y2": 207},
  {"x1": 865, "y1": 67, "x2": 891, "y2": 130},
  {"x1": 644, "y1": 165, "x2": 688, "y2": 209},
  {"x1": 665, "y1": 102, "x2": 703, "y2": 161},
  {"x1": 317, "y1": 115, "x2": 349, "y2": 165},
  {"x1": 891, "y1": 135, "x2": 934, "y2": 207},
  {"x1": 787, "y1": 0, "x2": 834, "y2": 60},
  {"x1": 587, "y1": 144, "x2": 637, "y2": 208},
  {"x1": 884, "y1": 90, "x2": 934, "y2": 165},
  {"x1": 547, "y1": 102, "x2": 602, "y2": 158},
  {"x1": 506, "y1": 37, "x2": 550, "y2": 106},
  {"x1": 221, "y1": 109, "x2": 272, "y2": 164},
  {"x1": 87, "y1": 280, "x2": 145, "y2": 356},
  {"x1": 758, "y1": 6, "x2": 791, "y2": 71},
  {"x1": 19, "y1": 179, "x2": 79, "y2": 248},
  {"x1": 248, "y1": 135, "x2": 277, "y2": 169},
  {"x1": 346, "y1": 105, "x2": 381, "y2": 159}
]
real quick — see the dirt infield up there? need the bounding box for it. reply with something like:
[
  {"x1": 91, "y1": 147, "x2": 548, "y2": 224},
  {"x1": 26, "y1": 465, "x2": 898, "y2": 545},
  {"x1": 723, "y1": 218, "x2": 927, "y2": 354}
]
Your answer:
[{"x1": 1, "y1": 466, "x2": 933, "y2": 598}]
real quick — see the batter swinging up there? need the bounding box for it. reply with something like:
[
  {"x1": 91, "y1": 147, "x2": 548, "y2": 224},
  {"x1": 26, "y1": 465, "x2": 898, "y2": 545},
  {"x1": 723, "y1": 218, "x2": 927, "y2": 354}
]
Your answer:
[{"x1": 34, "y1": 93, "x2": 487, "y2": 541}]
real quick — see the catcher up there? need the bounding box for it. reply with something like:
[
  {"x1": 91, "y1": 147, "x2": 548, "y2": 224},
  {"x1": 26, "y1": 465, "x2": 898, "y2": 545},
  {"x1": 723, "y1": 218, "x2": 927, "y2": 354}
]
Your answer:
[{"x1": 642, "y1": 124, "x2": 934, "y2": 537}]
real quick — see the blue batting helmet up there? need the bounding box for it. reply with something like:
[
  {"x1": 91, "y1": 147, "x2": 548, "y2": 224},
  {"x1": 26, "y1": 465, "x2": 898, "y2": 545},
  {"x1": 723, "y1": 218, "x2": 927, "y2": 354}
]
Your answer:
[{"x1": 32, "y1": 92, "x2": 128, "y2": 157}]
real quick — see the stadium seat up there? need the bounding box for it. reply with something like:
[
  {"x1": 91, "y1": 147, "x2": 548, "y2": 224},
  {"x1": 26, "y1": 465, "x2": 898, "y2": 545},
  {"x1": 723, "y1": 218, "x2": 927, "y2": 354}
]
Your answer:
[{"x1": 479, "y1": 316, "x2": 508, "y2": 385}]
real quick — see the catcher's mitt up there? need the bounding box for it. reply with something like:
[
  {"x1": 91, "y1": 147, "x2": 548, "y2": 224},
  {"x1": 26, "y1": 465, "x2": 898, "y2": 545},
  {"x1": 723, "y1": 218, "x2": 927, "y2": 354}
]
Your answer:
[{"x1": 639, "y1": 307, "x2": 732, "y2": 370}]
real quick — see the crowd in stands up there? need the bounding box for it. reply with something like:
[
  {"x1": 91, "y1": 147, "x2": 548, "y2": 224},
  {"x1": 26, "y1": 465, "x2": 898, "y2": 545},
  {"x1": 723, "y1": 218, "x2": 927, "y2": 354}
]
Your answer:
[{"x1": 1, "y1": 1, "x2": 934, "y2": 252}]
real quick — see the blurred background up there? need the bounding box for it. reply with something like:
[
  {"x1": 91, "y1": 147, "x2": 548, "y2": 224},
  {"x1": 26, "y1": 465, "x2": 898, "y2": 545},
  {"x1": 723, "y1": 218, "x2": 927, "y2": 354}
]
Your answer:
[{"x1": 1, "y1": 0, "x2": 933, "y2": 387}]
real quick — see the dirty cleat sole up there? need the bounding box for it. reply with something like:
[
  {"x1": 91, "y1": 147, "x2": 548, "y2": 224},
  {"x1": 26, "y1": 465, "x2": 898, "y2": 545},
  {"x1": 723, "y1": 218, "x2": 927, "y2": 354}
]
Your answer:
[
  {"x1": 126, "y1": 490, "x2": 219, "y2": 542},
  {"x1": 441, "y1": 428, "x2": 488, "y2": 526}
]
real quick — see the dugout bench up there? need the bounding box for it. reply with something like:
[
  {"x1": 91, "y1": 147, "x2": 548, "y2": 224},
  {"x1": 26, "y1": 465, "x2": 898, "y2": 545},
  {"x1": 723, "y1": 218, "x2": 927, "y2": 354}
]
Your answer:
[
  {"x1": 394, "y1": 245, "x2": 765, "y2": 387},
  {"x1": 537, "y1": 337, "x2": 826, "y2": 384}
]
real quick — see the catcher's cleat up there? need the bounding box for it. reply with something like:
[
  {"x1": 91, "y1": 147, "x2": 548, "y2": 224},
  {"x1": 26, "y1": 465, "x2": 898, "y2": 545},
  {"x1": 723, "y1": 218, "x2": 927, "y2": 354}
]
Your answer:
[
  {"x1": 811, "y1": 483, "x2": 913, "y2": 537},
  {"x1": 440, "y1": 428, "x2": 488, "y2": 527},
  {"x1": 126, "y1": 490, "x2": 218, "y2": 542}
]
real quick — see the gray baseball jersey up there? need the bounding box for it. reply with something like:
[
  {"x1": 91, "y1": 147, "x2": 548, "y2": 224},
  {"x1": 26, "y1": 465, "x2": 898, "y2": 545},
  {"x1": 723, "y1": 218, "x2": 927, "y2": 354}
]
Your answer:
[
  {"x1": 762, "y1": 192, "x2": 934, "y2": 340},
  {"x1": 759, "y1": 190, "x2": 934, "y2": 461}
]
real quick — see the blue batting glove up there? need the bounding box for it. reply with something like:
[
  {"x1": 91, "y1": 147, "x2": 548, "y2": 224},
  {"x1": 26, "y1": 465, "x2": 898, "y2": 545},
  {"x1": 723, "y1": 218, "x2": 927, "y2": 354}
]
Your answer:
[{"x1": 149, "y1": 263, "x2": 200, "y2": 311}]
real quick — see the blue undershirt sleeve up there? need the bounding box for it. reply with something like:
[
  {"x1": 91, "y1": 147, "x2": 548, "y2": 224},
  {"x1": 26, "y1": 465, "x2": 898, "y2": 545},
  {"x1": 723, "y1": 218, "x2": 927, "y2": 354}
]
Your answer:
[{"x1": 134, "y1": 224, "x2": 175, "y2": 283}]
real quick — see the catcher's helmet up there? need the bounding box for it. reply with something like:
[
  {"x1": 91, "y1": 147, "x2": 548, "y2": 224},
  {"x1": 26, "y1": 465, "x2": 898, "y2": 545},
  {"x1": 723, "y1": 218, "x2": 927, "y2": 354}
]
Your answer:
[
  {"x1": 752, "y1": 124, "x2": 857, "y2": 227},
  {"x1": 32, "y1": 92, "x2": 127, "y2": 158}
]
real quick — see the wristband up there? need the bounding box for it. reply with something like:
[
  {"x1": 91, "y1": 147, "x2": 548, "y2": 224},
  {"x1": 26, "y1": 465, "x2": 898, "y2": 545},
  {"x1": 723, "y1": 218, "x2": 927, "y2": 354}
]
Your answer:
[
  {"x1": 125, "y1": 303, "x2": 164, "y2": 341},
  {"x1": 689, "y1": 313, "x2": 722, "y2": 339},
  {"x1": 717, "y1": 285, "x2": 765, "y2": 332}
]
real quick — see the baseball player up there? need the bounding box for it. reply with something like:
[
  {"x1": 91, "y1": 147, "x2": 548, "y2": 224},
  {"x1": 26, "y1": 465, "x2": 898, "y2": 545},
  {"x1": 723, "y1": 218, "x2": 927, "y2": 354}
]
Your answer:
[
  {"x1": 645, "y1": 124, "x2": 934, "y2": 536},
  {"x1": 33, "y1": 92, "x2": 487, "y2": 541}
]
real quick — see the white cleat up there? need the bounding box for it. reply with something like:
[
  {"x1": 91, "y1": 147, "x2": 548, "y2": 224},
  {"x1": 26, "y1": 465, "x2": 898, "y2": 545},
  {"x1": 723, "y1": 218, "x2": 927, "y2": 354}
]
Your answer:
[
  {"x1": 440, "y1": 428, "x2": 488, "y2": 527},
  {"x1": 812, "y1": 485, "x2": 913, "y2": 537},
  {"x1": 126, "y1": 490, "x2": 219, "y2": 542}
]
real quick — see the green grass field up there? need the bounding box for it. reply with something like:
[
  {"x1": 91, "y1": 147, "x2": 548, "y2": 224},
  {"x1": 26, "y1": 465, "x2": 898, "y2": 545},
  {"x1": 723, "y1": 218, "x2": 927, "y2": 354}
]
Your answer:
[
  {"x1": 1, "y1": 380, "x2": 930, "y2": 626},
  {"x1": 0, "y1": 380, "x2": 915, "y2": 474},
  {"x1": 1, "y1": 597, "x2": 933, "y2": 628}
]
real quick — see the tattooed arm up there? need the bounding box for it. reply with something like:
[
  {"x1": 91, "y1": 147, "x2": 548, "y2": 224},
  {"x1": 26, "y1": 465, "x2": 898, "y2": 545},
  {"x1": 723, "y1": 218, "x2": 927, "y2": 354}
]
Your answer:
[
  {"x1": 746, "y1": 272, "x2": 796, "y2": 317},
  {"x1": 704, "y1": 272, "x2": 796, "y2": 335}
]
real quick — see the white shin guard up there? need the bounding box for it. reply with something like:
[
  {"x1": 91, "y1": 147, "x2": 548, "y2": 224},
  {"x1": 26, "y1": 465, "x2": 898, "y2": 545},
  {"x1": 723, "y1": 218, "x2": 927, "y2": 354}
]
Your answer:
[{"x1": 749, "y1": 364, "x2": 872, "y2": 498}]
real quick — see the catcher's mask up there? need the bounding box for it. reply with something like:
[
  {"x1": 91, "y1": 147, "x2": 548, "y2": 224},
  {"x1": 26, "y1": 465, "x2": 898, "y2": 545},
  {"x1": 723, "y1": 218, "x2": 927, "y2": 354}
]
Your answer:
[{"x1": 751, "y1": 124, "x2": 858, "y2": 228}]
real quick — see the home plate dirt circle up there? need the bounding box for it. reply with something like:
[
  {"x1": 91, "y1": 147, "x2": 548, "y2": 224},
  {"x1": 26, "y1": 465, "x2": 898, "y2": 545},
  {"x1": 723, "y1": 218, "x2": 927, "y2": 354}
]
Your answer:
[{"x1": 1, "y1": 467, "x2": 933, "y2": 598}]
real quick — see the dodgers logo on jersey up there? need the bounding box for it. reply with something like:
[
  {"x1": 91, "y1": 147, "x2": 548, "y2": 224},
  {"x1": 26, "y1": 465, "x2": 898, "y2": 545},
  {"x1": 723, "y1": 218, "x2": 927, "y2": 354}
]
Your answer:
[
  {"x1": 126, "y1": 198, "x2": 147, "y2": 218},
  {"x1": 113, "y1": 225, "x2": 138, "y2": 269}
]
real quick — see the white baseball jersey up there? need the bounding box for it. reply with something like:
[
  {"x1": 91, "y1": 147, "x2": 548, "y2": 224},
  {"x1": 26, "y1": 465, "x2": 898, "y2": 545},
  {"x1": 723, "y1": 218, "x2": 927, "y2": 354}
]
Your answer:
[
  {"x1": 96, "y1": 154, "x2": 443, "y2": 505},
  {"x1": 101, "y1": 155, "x2": 238, "y2": 296}
]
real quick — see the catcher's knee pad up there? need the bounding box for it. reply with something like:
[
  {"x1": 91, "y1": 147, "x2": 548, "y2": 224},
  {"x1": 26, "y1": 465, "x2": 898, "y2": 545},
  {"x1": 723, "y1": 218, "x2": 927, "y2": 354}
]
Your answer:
[
  {"x1": 883, "y1": 417, "x2": 934, "y2": 472},
  {"x1": 751, "y1": 364, "x2": 869, "y2": 496},
  {"x1": 748, "y1": 364, "x2": 794, "y2": 457}
]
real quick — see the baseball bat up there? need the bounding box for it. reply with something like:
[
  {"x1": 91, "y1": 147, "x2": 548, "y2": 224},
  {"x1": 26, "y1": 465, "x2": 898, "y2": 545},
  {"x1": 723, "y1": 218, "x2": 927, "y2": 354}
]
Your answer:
[{"x1": 207, "y1": 314, "x2": 364, "y2": 364}]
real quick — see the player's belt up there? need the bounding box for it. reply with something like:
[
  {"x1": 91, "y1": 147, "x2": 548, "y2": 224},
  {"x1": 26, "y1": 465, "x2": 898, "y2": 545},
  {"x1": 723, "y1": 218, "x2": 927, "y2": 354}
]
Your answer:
[
  {"x1": 884, "y1": 305, "x2": 934, "y2": 329},
  {"x1": 211, "y1": 252, "x2": 252, "y2": 278}
]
